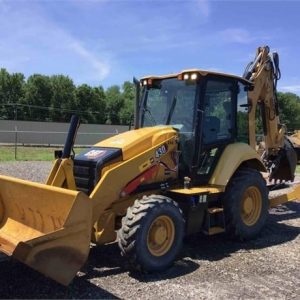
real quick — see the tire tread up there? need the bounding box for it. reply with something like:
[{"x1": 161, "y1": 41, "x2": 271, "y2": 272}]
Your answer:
[
  {"x1": 118, "y1": 194, "x2": 184, "y2": 271},
  {"x1": 223, "y1": 167, "x2": 269, "y2": 241}
]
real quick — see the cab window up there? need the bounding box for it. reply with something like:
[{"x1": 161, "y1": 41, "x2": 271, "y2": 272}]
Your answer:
[
  {"x1": 237, "y1": 82, "x2": 249, "y2": 143},
  {"x1": 203, "y1": 79, "x2": 234, "y2": 145}
]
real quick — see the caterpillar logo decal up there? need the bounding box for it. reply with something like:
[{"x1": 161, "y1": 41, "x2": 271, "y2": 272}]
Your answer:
[{"x1": 84, "y1": 150, "x2": 106, "y2": 159}]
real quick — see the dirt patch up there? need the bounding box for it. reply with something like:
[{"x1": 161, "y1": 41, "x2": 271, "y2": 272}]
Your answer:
[{"x1": 0, "y1": 162, "x2": 299, "y2": 299}]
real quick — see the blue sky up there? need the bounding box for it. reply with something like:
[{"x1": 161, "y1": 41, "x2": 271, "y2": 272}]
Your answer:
[{"x1": 0, "y1": 0, "x2": 299, "y2": 94}]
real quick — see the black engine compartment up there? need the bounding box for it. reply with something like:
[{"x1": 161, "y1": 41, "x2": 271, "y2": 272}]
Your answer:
[{"x1": 73, "y1": 147, "x2": 122, "y2": 195}]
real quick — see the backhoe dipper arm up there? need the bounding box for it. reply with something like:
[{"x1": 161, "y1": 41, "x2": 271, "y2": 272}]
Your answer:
[
  {"x1": 244, "y1": 46, "x2": 297, "y2": 181},
  {"x1": 245, "y1": 46, "x2": 285, "y2": 154}
]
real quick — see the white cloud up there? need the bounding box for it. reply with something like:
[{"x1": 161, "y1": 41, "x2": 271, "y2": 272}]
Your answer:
[
  {"x1": 67, "y1": 41, "x2": 110, "y2": 81},
  {"x1": 0, "y1": 3, "x2": 111, "y2": 83},
  {"x1": 280, "y1": 85, "x2": 300, "y2": 93},
  {"x1": 219, "y1": 28, "x2": 271, "y2": 44},
  {"x1": 219, "y1": 28, "x2": 253, "y2": 44}
]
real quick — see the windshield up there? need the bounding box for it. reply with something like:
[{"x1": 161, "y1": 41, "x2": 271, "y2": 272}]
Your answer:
[{"x1": 140, "y1": 78, "x2": 197, "y2": 133}]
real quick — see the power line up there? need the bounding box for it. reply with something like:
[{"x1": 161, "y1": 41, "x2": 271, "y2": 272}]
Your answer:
[{"x1": 2, "y1": 103, "x2": 103, "y2": 115}]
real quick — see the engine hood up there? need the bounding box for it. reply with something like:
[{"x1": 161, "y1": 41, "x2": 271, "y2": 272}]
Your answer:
[{"x1": 95, "y1": 126, "x2": 178, "y2": 160}]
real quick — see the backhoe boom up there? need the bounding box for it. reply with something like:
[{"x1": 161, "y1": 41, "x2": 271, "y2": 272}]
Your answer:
[{"x1": 244, "y1": 46, "x2": 297, "y2": 181}]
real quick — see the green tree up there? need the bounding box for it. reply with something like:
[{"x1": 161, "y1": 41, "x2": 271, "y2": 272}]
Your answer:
[
  {"x1": 50, "y1": 75, "x2": 76, "y2": 122},
  {"x1": 105, "y1": 85, "x2": 124, "y2": 124},
  {"x1": 93, "y1": 86, "x2": 107, "y2": 124},
  {"x1": 0, "y1": 68, "x2": 11, "y2": 119},
  {"x1": 0, "y1": 68, "x2": 25, "y2": 120},
  {"x1": 119, "y1": 81, "x2": 135, "y2": 126},
  {"x1": 277, "y1": 92, "x2": 300, "y2": 132},
  {"x1": 75, "y1": 84, "x2": 106, "y2": 124},
  {"x1": 22, "y1": 74, "x2": 53, "y2": 121}
]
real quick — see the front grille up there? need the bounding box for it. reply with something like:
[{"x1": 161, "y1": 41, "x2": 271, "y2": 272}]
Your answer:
[{"x1": 73, "y1": 147, "x2": 122, "y2": 195}]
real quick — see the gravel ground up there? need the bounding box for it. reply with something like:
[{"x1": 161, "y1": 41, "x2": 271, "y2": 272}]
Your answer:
[{"x1": 0, "y1": 161, "x2": 299, "y2": 299}]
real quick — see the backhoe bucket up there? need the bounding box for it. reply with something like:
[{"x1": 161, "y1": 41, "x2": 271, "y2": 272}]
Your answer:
[
  {"x1": 269, "y1": 138, "x2": 298, "y2": 182},
  {"x1": 0, "y1": 175, "x2": 92, "y2": 285}
]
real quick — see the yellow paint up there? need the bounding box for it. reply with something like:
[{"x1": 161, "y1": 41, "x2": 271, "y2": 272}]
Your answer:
[
  {"x1": 0, "y1": 175, "x2": 92, "y2": 285},
  {"x1": 46, "y1": 159, "x2": 60, "y2": 185},
  {"x1": 91, "y1": 134, "x2": 178, "y2": 245},
  {"x1": 147, "y1": 215, "x2": 175, "y2": 257},
  {"x1": 208, "y1": 207, "x2": 224, "y2": 214},
  {"x1": 209, "y1": 143, "x2": 266, "y2": 187},
  {"x1": 206, "y1": 226, "x2": 225, "y2": 235},
  {"x1": 288, "y1": 131, "x2": 300, "y2": 150},
  {"x1": 46, "y1": 158, "x2": 76, "y2": 190},
  {"x1": 90, "y1": 135, "x2": 178, "y2": 225},
  {"x1": 170, "y1": 186, "x2": 224, "y2": 195},
  {"x1": 0, "y1": 123, "x2": 179, "y2": 286},
  {"x1": 247, "y1": 47, "x2": 285, "y2": 153},
  {"x1": 241, "y1": 186, "x2": 262, "y2": 226},
  {"x1": 96, "y1": 126, "x2": 177, "y2": 160},
  {"x1": 100, "y1": 161, "x2": 123, "y2": 177},
  {"x1": 93, "y1": 211, "x2": 116, "y2": 244},
  {"x1": 269, "y1": 184, "x2": 300, "y2": 207},
  {"x1": 139, "y1": 160, "x2": 152, "y2": 172}
]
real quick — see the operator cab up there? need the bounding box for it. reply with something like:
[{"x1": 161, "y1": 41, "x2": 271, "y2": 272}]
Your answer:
[{"x1": 137, "y1": 69, "x2": 251, "y2": 184}]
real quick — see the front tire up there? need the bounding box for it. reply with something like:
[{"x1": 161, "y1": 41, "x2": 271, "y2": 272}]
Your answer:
[
  {"x1": 118, "y1": 195, "x2": 185, "y2": 272},
  {"x1": 223, "y1": 168, "x2": 269, "y2": 240}
]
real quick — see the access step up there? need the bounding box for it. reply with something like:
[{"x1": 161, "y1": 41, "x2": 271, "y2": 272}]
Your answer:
[
  {"x1": 205, "y1": 226, "x2": 225, "y2": 235},
  {"x1": 203, "y1": 206, "x2": 225, "y2": 235},
  {"x1": 208, "y1": 207, "x2": 224, "y2": 214}
]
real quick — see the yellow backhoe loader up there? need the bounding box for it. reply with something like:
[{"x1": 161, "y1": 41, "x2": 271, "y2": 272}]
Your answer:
[{"x1": 0, "y1": 46, "x2": 299, "y2": 285}]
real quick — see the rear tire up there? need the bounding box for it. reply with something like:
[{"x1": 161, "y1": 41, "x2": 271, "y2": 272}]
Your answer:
[
  {"x1": 223, "y1": 168, "x2": 269, "y2": 240},
  {"x1": 118, "y1": 195, "x2": 185, "y2": 272}
]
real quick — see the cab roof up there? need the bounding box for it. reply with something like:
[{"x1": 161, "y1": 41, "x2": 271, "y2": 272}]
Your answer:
[{"x1": 140, "y1": 68, "x2": 252, "y2": 86}]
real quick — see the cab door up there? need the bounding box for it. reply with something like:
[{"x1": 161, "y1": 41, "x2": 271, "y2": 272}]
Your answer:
[{"x1": 195, "y1": 77, "x2": 238, "y2": 183}]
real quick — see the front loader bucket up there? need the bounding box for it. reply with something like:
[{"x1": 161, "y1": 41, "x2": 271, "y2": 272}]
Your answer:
[{"x1": 0, "y1": 175, "x2": 92, "y2": 285}]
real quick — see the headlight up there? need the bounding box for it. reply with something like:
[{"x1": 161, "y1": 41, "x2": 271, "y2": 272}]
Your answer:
[
  {"x1": 190, "y1": 73, "x2": 198, "y2": 80},
  {"x1": 183, "y1": 74, "x2": 189, "y2": 80}
]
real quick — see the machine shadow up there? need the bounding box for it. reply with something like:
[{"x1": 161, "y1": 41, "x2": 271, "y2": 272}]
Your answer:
[
  {"x1": 82, "y1": 242, "x2": 200, "y2": 283},
  {"x1": 0, "y1": 258, "x2": 120, "y2": 299},
  {"x1": 81, "y1": 202, "x2": 299, "y2": 284},
  {"x1": 182, "y1": 202, "x2": 300, "y2": 263},
  {"x1": 0, "y1": 202, "x2": 298, "y2": 297}
]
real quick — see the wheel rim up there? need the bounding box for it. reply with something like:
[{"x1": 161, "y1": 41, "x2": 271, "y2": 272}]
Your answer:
[
  {"x1": 147, "y1": 215, "x2": 175, "y2": 257},
  {"x1": 241, "y1": 186, "x2": 262, "y2": 226}
]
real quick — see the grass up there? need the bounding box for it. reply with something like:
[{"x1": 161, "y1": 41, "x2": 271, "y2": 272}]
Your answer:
[
  {"x1": 1, "y1": 146, "x2": 300, "y2": 175},
  {"x1": 0, "y1": 146, "x2": 86, "y2": 161}
]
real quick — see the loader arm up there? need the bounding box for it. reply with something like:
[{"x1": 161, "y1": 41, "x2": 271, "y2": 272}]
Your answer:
[{"x1": 46, "y1": 114, "x2": 80, "y2": 190}]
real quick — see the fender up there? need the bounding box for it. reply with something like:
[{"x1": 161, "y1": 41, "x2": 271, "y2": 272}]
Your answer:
[{"x1": 209, "y1": 143, "x2": 266, "y2": 187}]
